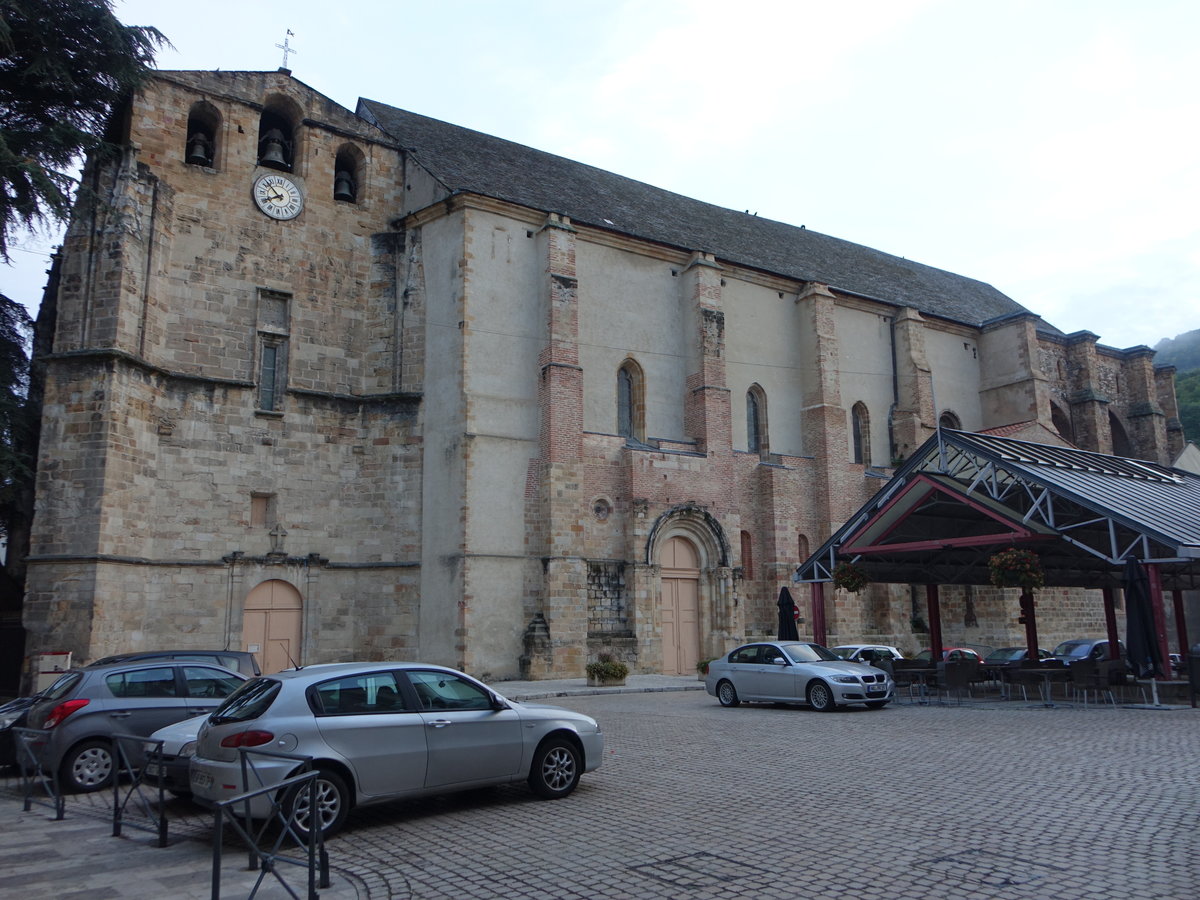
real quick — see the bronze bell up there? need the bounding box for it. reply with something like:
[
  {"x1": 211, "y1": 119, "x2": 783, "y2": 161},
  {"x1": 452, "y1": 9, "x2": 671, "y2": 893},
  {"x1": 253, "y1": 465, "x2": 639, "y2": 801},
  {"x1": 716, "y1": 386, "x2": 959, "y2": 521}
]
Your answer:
[
  {"x1": 258, "y1": 128, "x2": 289, "y2": 169},
  {"x1": 334, "y1": 169, "x2": 356, "y2": 202},
  {"x1": 186, "y1": 131, "x2": 212, "y2": 166}
]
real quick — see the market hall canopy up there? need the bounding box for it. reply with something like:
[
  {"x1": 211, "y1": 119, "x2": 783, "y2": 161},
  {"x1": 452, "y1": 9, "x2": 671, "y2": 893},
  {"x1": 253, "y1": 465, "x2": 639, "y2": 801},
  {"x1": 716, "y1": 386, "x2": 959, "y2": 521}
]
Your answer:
[{"x1": 795, "y1": 430, "x2": 1200, "y2": 592}]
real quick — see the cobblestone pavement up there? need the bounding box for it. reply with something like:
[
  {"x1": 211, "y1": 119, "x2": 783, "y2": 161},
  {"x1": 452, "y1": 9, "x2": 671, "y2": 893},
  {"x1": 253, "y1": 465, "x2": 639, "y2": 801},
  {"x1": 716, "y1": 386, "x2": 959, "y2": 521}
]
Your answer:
[{"x1": 3, "y1": 682, "x2": 1199, "y2": 899}]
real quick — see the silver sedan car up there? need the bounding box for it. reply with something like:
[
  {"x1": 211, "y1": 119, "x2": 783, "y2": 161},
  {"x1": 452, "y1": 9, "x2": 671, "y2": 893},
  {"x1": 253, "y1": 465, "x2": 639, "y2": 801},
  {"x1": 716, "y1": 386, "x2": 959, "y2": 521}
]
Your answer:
[
  {"x1": 189, "y1": 662, "x2": 603, "y2": 836},
  {"x1": 705, "y1": 642, "x2": 894, "y2": 711}
]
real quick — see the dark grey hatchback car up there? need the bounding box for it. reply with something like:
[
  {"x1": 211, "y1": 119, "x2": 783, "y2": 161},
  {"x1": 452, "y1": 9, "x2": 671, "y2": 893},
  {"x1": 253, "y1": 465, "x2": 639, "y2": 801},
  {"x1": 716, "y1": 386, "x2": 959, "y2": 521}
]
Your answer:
[{"x1": 24, "y1": 661, "x2": 246, "y2": 791}]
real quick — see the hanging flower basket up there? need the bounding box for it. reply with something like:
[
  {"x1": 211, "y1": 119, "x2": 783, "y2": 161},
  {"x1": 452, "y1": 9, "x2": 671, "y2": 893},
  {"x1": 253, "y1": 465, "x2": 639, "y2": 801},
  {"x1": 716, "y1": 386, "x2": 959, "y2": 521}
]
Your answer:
[
  {"x1": 988, "y1": 547, "x2": 1044, "y2": 590},
  {"x1": 832, "y1": 561, "x2": 870, "y2": 593}
]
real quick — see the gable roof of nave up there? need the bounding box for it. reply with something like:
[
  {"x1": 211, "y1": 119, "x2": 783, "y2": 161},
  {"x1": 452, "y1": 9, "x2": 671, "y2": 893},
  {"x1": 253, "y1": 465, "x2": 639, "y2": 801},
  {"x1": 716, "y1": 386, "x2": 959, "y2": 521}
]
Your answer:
[
  {"x1": 358, "y1": 97, "x2": 1033, "y2": 331},
  {"x1": 149, "y1": 70, "x2": 1038, "y2": 332}
]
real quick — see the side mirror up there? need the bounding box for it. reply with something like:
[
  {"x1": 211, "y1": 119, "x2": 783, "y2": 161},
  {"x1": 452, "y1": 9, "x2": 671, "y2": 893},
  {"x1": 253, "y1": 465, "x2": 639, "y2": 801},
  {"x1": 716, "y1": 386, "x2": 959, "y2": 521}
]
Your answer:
[{"x1": 771, "y1": 657, "x2": 788, "y2": 666}]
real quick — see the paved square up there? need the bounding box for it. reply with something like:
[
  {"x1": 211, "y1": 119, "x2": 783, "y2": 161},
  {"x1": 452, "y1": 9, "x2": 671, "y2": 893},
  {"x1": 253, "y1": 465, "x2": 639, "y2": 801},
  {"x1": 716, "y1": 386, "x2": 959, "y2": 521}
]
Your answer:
[{"x1": 4, "y1": 690, "x2": 1198, "y2": 899}]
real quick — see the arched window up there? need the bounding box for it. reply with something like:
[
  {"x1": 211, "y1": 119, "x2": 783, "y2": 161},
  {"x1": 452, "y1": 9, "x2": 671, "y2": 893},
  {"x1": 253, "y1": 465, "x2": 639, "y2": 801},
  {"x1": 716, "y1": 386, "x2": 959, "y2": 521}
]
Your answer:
[
  {"x1": 740, "y1": 530, "x2": 754, "y2": 579},
  {"x1": 617, "y1": 359, "x2": 645, "y2": 442},
  {"x1": 184, "y1": 101, "x2": 220, "y2": 168},
  {"x1": 938, "y1": 410, "x2": 961, "y2": 431},
  {"x1": 797, "y1": 533, "x2": 810, "y2": 562},
  {"x1": 257, "y1": 101, "x2": 299, "y2": 172},
  {"x1": 746, "y1": 384, "x2": 768, "y2": 458},
  {"x1": 852, "y1": 402, "x2": 871, "y2": 466},
  {"x1": 334, "y1": 143, "x2": 364, "y2": 203},
  {"x1": 1109, "y1": 410, "x2": 1134, "y2": 457},
  {"x1": 1051, "y1": 403, "x2": 1074, "y2": 444}
]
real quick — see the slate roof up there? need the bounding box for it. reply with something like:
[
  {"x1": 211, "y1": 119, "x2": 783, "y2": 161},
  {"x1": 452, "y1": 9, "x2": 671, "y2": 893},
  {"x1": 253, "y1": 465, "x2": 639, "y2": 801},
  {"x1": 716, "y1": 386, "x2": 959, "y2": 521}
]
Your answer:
[{"x1": 358, "y1": 99, "x2": 1030, "y2": 329}]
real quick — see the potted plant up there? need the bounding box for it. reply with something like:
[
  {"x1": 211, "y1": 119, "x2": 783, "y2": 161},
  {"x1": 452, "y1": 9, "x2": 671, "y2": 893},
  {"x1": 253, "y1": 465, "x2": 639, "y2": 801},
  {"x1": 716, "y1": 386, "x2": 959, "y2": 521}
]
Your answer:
[
  {"x1": 586, "y1": 653, "x2": 629, "y2": 687},
  {"x1": 988, "y1": 547, "x2": 1044, "y2": 590},
  {"x1": 832, "y1": 561, "x2": 870, "y2": 593}
]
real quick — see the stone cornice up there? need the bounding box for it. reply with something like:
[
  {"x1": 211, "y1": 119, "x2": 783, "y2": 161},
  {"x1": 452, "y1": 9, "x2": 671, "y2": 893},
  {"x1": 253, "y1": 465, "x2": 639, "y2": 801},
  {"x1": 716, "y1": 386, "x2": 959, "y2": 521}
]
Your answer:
[{"x1": 44, "y1": 348, "x2": 421, "y2": 407}]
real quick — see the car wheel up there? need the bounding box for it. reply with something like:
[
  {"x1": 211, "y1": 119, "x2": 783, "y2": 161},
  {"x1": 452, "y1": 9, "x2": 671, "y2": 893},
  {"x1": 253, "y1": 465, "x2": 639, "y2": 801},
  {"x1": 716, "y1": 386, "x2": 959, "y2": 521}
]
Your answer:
[
  {"x1": 716, "y1": 680, "x2": 741, "y2": 708},
  {"x1": 60, "y1": 739, "x2": 114, "y2": 792},
  {"x1": 866, "y1": 700, "x2": 890, "y2": 710},
  {"x1": 807, "y1": 680, "x2": 837, "y2": 712},
  {"x1": 528, "y1": 737, "x2": 581, "y2": 799},
  {"x1": 288, "y1": 769, "x2": 350, "y2": 838}
]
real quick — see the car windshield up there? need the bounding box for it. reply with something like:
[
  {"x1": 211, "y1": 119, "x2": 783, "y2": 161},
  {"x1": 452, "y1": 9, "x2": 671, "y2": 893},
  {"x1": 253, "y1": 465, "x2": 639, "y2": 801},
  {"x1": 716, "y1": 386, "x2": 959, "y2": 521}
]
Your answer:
[
  {"x1": 780, "y1": 643, "x2": 841, "y2": 663},
  {"x1": 1051, "y1": 641, "x2": 1090, "y2": 658},
  {"x1": 209, "y1": 677, "x2": 280, "y2": 724},
  {"x1": 830, "y1": 647, "x2": 856, "y2": 657},
  {"x1": 985, "y1": 649, "x2": 1023, "y2": 663}
]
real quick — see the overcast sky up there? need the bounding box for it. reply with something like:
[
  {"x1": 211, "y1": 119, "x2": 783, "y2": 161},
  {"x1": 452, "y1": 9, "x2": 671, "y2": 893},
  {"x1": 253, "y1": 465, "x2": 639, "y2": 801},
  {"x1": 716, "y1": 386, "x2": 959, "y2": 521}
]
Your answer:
[{"x1": 3, "y1": 0, "x2": 1197, "y2": 350}]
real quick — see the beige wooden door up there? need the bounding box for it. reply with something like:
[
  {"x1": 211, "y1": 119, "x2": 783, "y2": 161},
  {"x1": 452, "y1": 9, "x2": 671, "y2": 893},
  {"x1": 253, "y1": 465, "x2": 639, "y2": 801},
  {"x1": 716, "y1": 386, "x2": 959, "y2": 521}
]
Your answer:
[
  {"x1": 243, "y1": 579, "x2": 303, "y2": 674},
  {"x1": 660, "y1": 537, "x2": 700, "y2": 675}
]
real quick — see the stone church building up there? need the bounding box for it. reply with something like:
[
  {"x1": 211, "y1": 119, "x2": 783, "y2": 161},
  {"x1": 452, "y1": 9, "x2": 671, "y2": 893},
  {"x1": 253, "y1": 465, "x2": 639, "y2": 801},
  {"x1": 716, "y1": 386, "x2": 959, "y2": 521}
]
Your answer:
[{"x1": 21, "y1": 70, "x2": 1185, "y2": 680}]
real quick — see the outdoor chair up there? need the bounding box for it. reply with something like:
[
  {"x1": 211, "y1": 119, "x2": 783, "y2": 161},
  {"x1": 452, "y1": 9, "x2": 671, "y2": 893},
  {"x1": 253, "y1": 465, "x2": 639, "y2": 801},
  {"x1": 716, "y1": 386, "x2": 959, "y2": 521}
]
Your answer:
[
  {"x1": 1100, "y1": 659, "x2": 1146, "y2": 704},
  {"x1": 940, "y1": 661, "x2": 973, "y2": 704},
  {"x1": 890, "y1": 660, "x2": 927, "y2": 704},
  {"x1": 1009, "y1": 661, "x2": 1045, "y2": 702},
  {"x1": 1068, "y1": 659, "x2": 1114, "y2": 707}
]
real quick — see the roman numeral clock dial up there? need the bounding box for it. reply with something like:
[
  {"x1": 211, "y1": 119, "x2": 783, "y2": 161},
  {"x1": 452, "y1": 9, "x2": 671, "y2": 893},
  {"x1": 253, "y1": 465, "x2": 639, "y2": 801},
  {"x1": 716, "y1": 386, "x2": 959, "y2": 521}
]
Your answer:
[{"x1": 253, "y1": 173, "x2": 304, "y2": 220}]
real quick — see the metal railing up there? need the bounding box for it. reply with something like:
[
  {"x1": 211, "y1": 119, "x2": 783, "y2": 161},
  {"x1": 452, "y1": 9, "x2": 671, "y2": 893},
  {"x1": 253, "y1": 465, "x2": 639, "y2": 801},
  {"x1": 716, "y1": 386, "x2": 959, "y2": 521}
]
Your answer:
[
  {"x1": 110, "y1": 732, "x2": 168, "y2": 846},
  {"x1": 208, "y1": 747, "x2": 330, "y2": 900},
  {"x1": 12, "y1": 726, "x2": 64, "y2": 820}
]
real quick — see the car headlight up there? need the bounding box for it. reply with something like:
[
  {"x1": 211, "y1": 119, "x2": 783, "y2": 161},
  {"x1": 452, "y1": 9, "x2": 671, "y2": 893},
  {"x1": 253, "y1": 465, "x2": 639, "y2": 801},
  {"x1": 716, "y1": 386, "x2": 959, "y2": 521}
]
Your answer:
[
  {"x1": 179, "y1": 741, "x2": 197, "y2": 759},
  {"x1": 830, "y1": 675, "x2": 860, "y2": 684},
  {"x1": 0, "y1": 711, "x2": 22, "y2": 730}
]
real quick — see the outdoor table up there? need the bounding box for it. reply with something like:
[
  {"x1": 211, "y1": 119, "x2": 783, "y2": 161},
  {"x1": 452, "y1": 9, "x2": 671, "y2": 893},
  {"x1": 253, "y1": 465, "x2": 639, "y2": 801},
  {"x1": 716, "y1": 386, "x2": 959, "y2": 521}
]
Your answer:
[
  {"x1": 1016, "y1": 667, "x2": 1069, "y2": 707},
  {"x1": 901, "y1": 667, "x2": 938, "y2": 703},
  {"x1": 981, "y1": 665, "x2": 1014, "y2": 697}
]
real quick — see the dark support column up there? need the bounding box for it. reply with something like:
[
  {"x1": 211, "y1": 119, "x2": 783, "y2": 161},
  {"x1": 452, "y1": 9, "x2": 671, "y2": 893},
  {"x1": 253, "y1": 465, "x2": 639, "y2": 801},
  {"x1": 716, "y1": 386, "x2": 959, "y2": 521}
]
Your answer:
[
  {"x1": 925, "y1": 584, "x2": 943, "y2": 660},
  {"x1": 1172, "y1": 589, "x2": 1189, "y2": 667},
  {"x1": 1020, "y1": 590, "x2": 1040, "y2": 662},
  {"x1": 1146, "y1": 564, "x2": 1171, "y2": 679},
  {"x1": 810, "y1": 583, "x2": 827, "y2": 647},
  {"x1": 1102, "y1": 588, "x2": 1121, "y2": 659}
]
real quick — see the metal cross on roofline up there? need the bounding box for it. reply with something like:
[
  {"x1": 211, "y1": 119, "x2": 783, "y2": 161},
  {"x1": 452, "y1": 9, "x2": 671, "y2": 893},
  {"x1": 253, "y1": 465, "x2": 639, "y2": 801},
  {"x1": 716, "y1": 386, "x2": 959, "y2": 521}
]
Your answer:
[{"x1": 275, "y1": 30, "x2": 297, "y2": 70}]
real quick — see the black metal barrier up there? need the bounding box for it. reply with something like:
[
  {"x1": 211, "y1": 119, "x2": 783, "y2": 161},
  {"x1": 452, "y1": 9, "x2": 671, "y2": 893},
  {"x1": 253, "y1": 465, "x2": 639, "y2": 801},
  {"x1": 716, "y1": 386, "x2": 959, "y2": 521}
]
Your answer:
[
  {"x1": 208, "y1": 747, "x2": 329, "y2": 900},
  {"x1": 110, "y1": 732, "x2": 168, "y2": 847},
  {"x1": 12, "y1": 726, "x2": 64, "y2": 820}
]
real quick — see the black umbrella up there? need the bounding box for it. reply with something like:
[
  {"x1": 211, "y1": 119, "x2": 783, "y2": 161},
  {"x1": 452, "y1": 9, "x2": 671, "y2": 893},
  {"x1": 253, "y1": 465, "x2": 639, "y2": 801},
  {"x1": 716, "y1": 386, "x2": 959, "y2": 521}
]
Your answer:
[
  {"x1": 777, "y1": 587, "x2": 800, "y2": 641},
  {"x1": 1123, "y1": 558, "x2": 1163, "y2": 679}
]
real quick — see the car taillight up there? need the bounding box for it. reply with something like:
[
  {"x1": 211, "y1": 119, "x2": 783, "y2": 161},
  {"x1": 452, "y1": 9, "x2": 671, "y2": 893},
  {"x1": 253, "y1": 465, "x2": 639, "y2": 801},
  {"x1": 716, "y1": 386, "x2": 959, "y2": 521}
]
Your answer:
[
  {"x1": 220, "y1": 730, "x2": 275, "y2": 748},
  {"x1": 43, "y1": 699, "x2": 89, "y2": 729}
]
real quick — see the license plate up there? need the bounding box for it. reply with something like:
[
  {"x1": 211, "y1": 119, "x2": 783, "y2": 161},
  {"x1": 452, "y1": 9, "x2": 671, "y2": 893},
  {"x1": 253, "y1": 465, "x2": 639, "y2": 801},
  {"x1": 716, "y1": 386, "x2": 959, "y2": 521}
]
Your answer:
[
  {"x1": 191, "y1": 770, "x2": 213, "y2": 789},
  {"x1": 144, "y1": 762, "x2": 161, "y2": 778}
]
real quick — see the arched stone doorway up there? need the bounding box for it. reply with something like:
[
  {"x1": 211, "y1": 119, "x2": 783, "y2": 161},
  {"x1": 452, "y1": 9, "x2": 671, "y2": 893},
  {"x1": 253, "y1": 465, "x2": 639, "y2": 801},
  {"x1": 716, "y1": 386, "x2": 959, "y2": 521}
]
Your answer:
[
  {"x1": 659, "y1": 536, "x2": 701, "y2": 675},
  {"x1": 243, "y1": 579, "x2": 303, "y2": 674}
]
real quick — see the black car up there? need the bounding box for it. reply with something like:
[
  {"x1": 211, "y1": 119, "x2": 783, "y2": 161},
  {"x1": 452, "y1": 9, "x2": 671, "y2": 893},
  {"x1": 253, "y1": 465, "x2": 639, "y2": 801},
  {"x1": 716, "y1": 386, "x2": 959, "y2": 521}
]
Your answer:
[
  {"x1": 0, "y1": 693, "x2": 42, "y2": 767},
  {"x1": 1047, "y1": 638, "x2": 1128, "y2": 669}
]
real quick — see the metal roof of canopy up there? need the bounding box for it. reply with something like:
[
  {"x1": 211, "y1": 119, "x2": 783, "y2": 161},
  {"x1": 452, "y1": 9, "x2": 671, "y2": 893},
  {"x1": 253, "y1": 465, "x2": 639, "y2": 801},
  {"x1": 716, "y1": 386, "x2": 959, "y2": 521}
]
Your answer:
[{"x1": 795, "y1": 430, "x2": 1200, "y2": 592}]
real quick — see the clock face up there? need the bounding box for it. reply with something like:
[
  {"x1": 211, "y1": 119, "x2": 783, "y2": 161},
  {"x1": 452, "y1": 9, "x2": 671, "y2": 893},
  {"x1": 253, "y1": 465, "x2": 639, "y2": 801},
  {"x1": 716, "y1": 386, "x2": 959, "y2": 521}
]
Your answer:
[{"x1": 253, "y1": 173, "x2": 304, "y2": 220}]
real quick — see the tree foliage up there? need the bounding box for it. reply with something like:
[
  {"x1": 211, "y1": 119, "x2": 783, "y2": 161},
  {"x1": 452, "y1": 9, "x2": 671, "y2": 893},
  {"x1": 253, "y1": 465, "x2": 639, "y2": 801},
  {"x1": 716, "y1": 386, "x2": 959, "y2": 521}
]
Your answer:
[
  {"x1": 0, "y1": 0, "x2": 166, "y2": 260},
  {"x1": 1153, "y1": 328, "x2": 1200, "y2": 374},
  {"x1": 1175, "y1": 369, "x2": 1200, "y2": 446},
  {"x1": 0, "y1": 289, "x2": 32, "y2": 526},
  {"x1": 1153, "y1": 328, "x2": 1200, "y2": 447}
]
